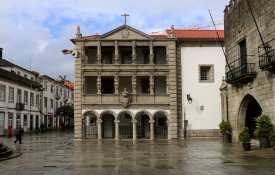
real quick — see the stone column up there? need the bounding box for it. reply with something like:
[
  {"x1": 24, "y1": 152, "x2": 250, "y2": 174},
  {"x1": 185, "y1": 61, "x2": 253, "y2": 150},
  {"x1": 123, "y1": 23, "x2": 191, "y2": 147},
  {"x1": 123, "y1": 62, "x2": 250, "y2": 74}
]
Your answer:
[
  {"x1": 132, "y1": 119, "x2": 137, "y2": 140},
  {"x1": 115, "y1": 41, "x2": 119, "y2": 64},
  {"x1": 220, "y1": 77, "x2": 228, "y2": 121},
  {"x1": 166, "y1": 76, "x2": 169, "y2": 94},
  {"x1": 131, "y1": 75, "x2": 136, "y2": 94},
  {"x1": 115, "y1": 120, "x2": 120, "y2": 140},
  {"x1": 132, "y1": 41, "x2": 136, "y2": 64},
  {"x1": 97, "y1": 119, "x2": 102, "y2": 139},
  {"x1": 97, "y1": 41, "x2": 101, "y2": 64},
  {"x1": 149, "y1": 75, "x2": 154, "y2": 95},
  {"x1": 97, "y1": 76, "x2": 101, "y2": 94},
  {"x1": 166, "y1": 46, "x2": 169, "y2": 63},
  {"x1": 149, "y1": 41, "x2": 154, "y2": 64},
  {"x1": 114, "y1": 75, "x2": 119, "y2": 94},
  {"x1": 149, "y1": 119, "x2": 155, "y2": 140}
]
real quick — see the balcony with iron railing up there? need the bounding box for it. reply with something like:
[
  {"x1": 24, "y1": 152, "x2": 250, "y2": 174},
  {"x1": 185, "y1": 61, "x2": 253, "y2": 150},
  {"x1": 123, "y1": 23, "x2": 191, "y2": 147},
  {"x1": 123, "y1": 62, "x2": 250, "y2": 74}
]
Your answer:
[
  {"x1": 225, "y1": 56, "x2": 256, "y2": 85},
  {"x1": 258, "y1": 38, "x2": 275, "y2": 73}
]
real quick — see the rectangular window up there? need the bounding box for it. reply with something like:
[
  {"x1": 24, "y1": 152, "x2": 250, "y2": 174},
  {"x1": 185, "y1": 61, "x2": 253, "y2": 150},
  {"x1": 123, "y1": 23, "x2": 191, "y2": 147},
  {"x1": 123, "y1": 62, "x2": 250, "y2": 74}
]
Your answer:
[
  {"x1": 60, "y1": 101, "x2": 62, "y2": 107},
  {"x1": 101, "y1": 77, "x2": 114, "y2": 94},
  {"x1": 0, "y1": 84, "x2": 6, "y2": 101},
  {"x1": 35, "y1": 94, "x2": 39, "y2": 107},
  {"x1": 24, "y1": 91, "x2": 28, "y2": 105},
  {"x1": 30, "y1": 92, "x2": 34, "y2": 106},
  {"x1": 44, "y1": 81, "x2": 48, "y2": 91},
  {"x1": 51, "y1": 85, "x2": 54, "y2": 93},
  {"x1": 199, "y1": 65, "x2": 214, "y2": 83},
  {"x1": 50, "y1": 99, "x2": 53, "y2": 108},
  {"x1": 8, "y1": 87, "x2": 14, "y2": 103},
  {"x1": 44, "y1": 97, "x2": 47, "y2": 107},
  {"x1": 56, "y1": 102, "x2": 58, "y2": 109},
  {"x1": 17, "y1": 89, "x2": 22, "y2": 103}
]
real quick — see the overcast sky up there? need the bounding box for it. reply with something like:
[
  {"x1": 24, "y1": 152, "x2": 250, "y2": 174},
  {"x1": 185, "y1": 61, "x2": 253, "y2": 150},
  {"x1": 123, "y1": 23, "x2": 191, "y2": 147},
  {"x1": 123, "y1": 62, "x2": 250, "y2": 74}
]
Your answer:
[{"x1": 0, "y1": 0, "x2": 229, "y2": 81}]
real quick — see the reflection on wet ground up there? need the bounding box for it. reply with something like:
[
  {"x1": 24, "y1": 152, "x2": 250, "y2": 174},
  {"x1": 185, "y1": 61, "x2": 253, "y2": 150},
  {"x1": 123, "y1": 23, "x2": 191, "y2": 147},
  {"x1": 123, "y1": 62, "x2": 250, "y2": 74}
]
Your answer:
[{"x1": 0, "y1": 130, "x2": 275, "y2": 175}]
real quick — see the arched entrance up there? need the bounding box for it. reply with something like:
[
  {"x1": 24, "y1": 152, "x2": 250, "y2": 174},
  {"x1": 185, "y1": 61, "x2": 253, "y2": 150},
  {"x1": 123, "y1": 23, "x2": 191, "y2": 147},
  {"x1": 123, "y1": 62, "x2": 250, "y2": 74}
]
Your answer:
[
  {"x1": 84, "y1": 112, "x2": 98, "y2": 139},
  {"x1": 118, "y1": 112, "x2": 133, "y2": 139},
  {"x1": 239, "y1": 95, "x2": 262, "y2": 137},
  {"x1": 136, "y1": 114, "x2": 150, "y2": 139},
  {"x1": 154, "y1": 112, "x2": 168, "y2": 139},
  {"x1": 102, "y1": 114, "x2": 115, "y2": 138}
]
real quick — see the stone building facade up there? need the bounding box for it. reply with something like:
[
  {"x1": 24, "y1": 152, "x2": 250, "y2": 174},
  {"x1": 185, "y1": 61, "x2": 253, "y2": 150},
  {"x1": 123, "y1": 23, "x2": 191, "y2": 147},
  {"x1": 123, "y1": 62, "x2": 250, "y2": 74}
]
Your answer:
[
  {"x1": 222, "y1": 0, "x2": 275, "y2": 141},
  {"x1": 71, "y1": 25, "x2": 179, "y2": 140},
  {"x1": 69, "y1": 21, "x2": 226, "y2": 139}
]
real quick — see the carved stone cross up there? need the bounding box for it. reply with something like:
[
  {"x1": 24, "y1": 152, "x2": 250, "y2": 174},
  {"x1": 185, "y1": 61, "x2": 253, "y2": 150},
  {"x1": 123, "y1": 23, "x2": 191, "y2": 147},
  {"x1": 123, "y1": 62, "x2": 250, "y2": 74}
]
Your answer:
[{"x1": 121, "y1": 13, "x2": 129, "y2": 25}]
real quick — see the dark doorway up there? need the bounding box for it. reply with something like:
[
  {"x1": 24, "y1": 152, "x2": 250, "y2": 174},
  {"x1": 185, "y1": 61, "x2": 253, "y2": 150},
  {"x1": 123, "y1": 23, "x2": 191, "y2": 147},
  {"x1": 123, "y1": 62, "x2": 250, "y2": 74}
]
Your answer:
[
  {"x1": 118, "y1": 113, "x2": 132, "y2": 139},
  {"x1": 155, "y1": 113, "x2": 168, "y2": 139},
  {"x1": 137, "y1": 114, "x2": 150, "y2": 138},
  {"x1": 102, "y1": 114, "x2": 115, "y2": 138},
  {"x1": 245, "y1": 98, "x2": 262, "y2": 137}
]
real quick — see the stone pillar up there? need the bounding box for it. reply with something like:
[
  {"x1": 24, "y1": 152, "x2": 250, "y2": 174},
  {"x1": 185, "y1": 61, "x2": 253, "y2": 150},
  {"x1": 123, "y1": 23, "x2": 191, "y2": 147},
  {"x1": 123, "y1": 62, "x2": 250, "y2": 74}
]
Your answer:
[
  {"x1": 115, "y1": 41, "x2": 119, "y2": 64},
  {"x1": 149, "y1": 75, "x2": 154, "y2": 95},
  {"x1": 132, "y1": 119, "x2": 137, "y2": 140},
  {"x1": 149, "y1": 41, "x2": 154, "y2": 64},
  {"x1": 150, "y1": 119, "x2": 155, "y2": 140},
  {"x1": 97, "y1": 41, "x2": 101, "y2": 64},
  {"x1": 166, "y1": 76, "x2": 169, "y2": 94},
  {"x1": 166, "y1": 46, "x2": 169, "y2": 63},
  {"x1": 97, "y1": 119, "x2": 102, "y2": 139},
  {"x1": 132, "y1": 41, "x2": 136, "y2": 64},
  {"x1": 131, "y1": 75, "x2": 136, "y2": 94},
  {"x1": 97, "y1": 76, "x2": 101, "y2": 94},
  {"x1": 220, "y1": 77, "x2": 228, "y2": 121},
  {"x1": 115, "y1": 120, "x2": 120, "y2": 140},
  {"x1": 114, "y1": 75, "x2": 119, "y2": 94}
]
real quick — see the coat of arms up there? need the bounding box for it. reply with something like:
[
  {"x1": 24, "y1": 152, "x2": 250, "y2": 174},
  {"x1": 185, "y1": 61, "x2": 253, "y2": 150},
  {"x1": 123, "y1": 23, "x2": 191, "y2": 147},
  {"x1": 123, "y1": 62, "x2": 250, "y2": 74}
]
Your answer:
[{"x1": 120, "y1": 88, "x2": 131, "y2": 108}]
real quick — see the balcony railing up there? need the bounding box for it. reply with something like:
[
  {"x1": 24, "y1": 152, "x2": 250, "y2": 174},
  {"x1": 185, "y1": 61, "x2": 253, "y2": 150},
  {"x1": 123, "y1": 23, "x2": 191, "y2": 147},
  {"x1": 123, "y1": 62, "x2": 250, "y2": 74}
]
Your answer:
[
  {"x1": 225, "y1": 57, "x2": 256, "y2": 85},
  {"x1": 258, "y1": 38, "x2": 275, "y2": 73}
]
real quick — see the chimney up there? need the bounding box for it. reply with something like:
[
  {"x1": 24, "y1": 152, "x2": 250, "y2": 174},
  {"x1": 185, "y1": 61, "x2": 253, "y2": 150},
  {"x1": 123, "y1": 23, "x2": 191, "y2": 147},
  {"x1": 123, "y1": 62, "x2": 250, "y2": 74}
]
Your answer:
[{"x1": 0, "y1": 48, "x2": 2, "y2": 60}]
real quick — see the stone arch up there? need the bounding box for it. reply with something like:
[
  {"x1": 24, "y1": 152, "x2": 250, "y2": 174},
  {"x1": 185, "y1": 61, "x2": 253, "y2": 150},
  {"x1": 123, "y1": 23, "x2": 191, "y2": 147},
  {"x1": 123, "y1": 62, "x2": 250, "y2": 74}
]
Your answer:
[
  {"x1": 135, "y1": 111, "x2": 151, "y2": 139},
  {"x1": 153, "y1": 110, "x2": 169, "y2": 139},
  {"x1": 82, "y1": 110, "x2": 99, "y2": 139},
  {"x1": 153, "y1": 110, "x2": 170, "y2": 121},
  {"x1": 99, "y1": 110, "x2": 117, "y2": 120},
  {"x1": 238, "y1": 94, "x2": 262, "y2": 137},
  {"x1": 101, "y1": 111, "x2": 116, "y2": 139},
  {"x1": 117, "y1": 110, "x2": 133, "y2": 139},
  {"x1": 117, "y1": 110, "x2": 134, "y2": 120},
  {"x1": 135, "y1": 110, "x2": 153, "y2": 120},
  {"x1": 82, "y1": 110, "x2": 100, "y2": 119}
]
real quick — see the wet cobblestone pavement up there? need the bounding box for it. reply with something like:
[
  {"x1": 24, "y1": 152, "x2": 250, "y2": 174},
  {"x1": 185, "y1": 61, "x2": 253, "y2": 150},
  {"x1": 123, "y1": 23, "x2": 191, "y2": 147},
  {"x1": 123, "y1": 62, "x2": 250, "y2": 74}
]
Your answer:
[{"x1": 0, "y1": 130, "x2": 275, "y2": 175}]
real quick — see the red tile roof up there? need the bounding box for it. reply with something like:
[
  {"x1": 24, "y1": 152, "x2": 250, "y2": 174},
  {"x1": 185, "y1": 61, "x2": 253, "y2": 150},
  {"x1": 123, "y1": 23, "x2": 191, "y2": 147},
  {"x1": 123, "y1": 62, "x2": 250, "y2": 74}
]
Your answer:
[
  {"x1": 86, "y1": 34, "x2": 100, "y2": 39},
  {"x1": 82, "y1": 29, "x2": 224, "y2": 40},
  {"x1": 166, "y1": 29, "x2": 224, "y2": 39},
  {"x1": 64, "y1": 81, "x2": 74, "y2": 90}
]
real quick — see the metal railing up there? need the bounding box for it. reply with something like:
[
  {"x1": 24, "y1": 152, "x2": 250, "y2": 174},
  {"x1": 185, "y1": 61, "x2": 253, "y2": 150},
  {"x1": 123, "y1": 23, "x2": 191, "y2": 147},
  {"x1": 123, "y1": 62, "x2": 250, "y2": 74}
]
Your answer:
[
  {"x1": 258, "y1": 38, "x2": 275, "y2": 72},
  {"x1": 225, "y1": 56, "x2": 256, "y2": 84}
]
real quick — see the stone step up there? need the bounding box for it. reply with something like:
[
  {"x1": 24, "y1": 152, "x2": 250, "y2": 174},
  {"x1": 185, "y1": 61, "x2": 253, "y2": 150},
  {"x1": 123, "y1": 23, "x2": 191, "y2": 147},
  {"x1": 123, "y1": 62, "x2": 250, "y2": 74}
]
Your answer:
[
  {"x1": 0, "y1": 145, "x2": 8, "y2": 152},
  {"x1": 0, "y1": 148, "x2": 12, "y2": 158}
]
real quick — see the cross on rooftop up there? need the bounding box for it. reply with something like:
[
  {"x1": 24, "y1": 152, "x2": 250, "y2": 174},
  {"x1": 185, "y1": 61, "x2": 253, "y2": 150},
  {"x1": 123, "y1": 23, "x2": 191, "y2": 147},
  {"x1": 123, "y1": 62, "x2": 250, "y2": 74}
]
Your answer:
[{"x1": 121, "y1": 13, "x2": 129, "y2": 25}]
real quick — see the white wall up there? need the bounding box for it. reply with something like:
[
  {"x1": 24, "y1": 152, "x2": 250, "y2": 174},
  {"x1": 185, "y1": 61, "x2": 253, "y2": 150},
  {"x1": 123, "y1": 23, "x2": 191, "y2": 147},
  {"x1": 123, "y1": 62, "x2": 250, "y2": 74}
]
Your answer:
[{"x1": 182, "y1": 46, "x2": 225, "y2": 130}]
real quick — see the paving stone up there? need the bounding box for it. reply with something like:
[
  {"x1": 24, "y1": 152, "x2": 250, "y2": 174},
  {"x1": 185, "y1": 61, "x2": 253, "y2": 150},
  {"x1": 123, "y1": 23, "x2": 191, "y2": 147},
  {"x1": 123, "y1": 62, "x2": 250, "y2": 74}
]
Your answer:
[{"x1": 0, "y1": 131, "x2": 275, "y2": 174}]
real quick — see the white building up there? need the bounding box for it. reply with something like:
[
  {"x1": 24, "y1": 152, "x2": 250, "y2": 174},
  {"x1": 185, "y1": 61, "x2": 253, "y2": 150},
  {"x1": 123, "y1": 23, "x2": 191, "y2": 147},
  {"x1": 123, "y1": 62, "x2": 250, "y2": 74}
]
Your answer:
[
  {"x1": 0, "y1": 52, "x2": 42, "y2": 134},
  {"x1": 175, "y1": 30, "x2": 225, "y2": 137},
  {"x1": 0, "y1": 48, "x2": 74, "y2": 136}
]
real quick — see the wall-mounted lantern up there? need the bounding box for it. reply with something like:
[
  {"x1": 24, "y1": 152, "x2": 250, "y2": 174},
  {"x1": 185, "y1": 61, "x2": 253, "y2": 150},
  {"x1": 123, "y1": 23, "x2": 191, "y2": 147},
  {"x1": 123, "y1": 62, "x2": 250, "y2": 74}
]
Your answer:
[{"x1": 187, "y1": 94, "x2": 192, "y2": 104}]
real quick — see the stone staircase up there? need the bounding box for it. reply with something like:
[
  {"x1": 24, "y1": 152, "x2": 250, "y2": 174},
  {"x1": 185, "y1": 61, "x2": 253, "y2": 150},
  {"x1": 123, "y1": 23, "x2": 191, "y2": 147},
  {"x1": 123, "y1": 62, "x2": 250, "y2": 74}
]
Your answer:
[{"x1": 0, "y1": 142, "x2": 21, "y2": 161}]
